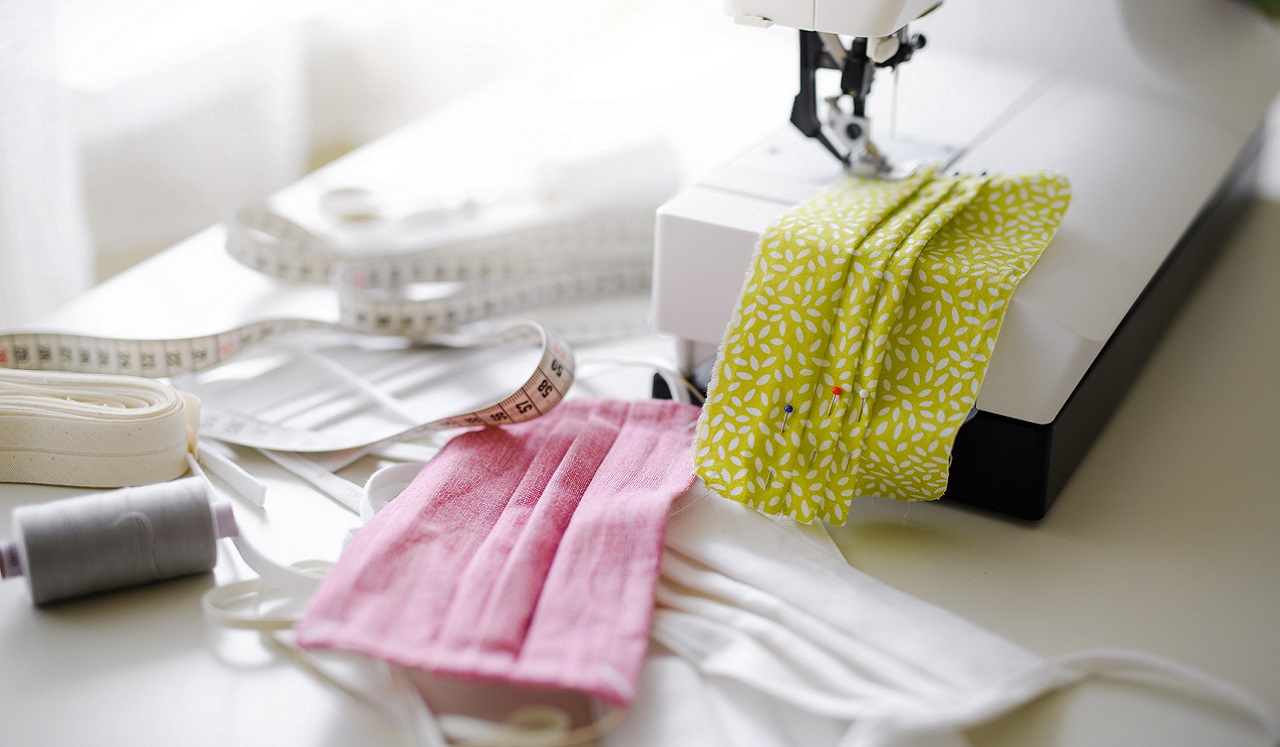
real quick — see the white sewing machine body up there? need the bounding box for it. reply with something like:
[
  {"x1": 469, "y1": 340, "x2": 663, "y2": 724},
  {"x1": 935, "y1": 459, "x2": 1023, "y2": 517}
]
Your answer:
[{"x1": 652, "y1": 0, "x2": 1280, "y2": 518}]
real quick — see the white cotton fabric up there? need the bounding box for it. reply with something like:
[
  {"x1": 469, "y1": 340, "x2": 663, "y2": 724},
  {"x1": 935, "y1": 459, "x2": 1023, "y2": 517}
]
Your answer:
[{"x1": 605, "y1": 482, "x2": 1280, "y2": 747}]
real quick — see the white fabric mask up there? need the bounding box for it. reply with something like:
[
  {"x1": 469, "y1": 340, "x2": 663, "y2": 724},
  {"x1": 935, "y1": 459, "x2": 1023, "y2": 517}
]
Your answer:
[{"x1": 604, "y1": 482, "x2": 1280, "y2": 747}]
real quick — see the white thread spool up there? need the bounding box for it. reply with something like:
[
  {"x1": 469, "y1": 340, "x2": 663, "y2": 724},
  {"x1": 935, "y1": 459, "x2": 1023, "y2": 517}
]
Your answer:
[{"x1": 0, "y1": 478, "x2": 237, "y2": 605}]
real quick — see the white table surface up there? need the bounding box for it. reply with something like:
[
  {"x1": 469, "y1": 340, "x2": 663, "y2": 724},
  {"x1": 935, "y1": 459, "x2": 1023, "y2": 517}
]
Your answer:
[{"x1": 3, "y1": 4, "x2": 1280, "y2": 745}]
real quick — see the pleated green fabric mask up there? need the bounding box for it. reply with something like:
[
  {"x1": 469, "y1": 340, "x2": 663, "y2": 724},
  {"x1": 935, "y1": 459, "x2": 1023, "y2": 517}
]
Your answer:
[{"x1": 693, "y1": 168, "x2": 1071, "y2": 524}]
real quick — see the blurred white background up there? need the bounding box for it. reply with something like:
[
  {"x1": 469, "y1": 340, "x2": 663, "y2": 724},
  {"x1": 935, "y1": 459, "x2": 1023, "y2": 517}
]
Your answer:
[
  {"x1": 3, "y1": 0, "x2": 1276, "y2": 329},
  {"x1": 0, "y1": 0, "x2": 686, "y2": 327}
]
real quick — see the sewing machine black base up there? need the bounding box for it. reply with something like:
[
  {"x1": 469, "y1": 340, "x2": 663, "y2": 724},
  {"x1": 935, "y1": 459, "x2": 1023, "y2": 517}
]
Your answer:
[{"x1": 654, "y1": 129, "x2": 1264, "y2": 521}]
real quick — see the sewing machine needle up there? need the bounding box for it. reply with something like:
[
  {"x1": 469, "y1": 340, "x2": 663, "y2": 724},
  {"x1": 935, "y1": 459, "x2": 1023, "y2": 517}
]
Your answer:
[{"x1": 891, "y1": 67, "x2": 900, "y2": 141}]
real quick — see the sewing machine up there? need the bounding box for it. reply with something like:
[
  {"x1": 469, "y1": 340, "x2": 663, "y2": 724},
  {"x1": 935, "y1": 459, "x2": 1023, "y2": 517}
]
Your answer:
[{"x1": 652, "y1": 0, "x2": 1280, "y2": 519}]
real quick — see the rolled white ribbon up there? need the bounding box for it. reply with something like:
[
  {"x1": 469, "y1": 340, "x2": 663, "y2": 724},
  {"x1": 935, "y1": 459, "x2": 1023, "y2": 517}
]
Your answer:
[{"x1": 0, "y1": 368, "x2": 199, "y2": 488}]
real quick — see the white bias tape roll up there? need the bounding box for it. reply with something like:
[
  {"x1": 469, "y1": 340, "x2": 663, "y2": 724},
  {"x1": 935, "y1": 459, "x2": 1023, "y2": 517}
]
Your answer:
[{"x1": 0, "y1": 368, "x2": 199, "y2": 488}]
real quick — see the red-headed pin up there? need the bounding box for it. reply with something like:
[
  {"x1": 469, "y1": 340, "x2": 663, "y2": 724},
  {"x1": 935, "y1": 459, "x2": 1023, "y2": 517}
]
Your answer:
[{"x1": 823, "y1": 386, "x2": 844, "y2": 416}]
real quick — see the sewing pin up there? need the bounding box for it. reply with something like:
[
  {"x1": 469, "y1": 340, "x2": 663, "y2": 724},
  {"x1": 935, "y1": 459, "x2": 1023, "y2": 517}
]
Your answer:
[
  {"x1": 823, "y1": 386, "x2": 844, "y2": 417},
  {"x1": 780, "y1": 404, "x2": 794, "y2": 430},
  {"x1": 837, "y1": 386, "x2": 871, "y2": 471}
]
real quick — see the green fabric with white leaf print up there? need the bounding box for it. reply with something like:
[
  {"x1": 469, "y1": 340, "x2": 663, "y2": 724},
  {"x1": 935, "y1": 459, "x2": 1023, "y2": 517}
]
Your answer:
[{"x1": 693, "y1": 168, "x2": 1071, "y2": 524}]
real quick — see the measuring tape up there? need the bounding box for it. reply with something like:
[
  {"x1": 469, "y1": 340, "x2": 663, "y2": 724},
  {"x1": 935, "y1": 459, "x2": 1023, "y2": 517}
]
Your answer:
[
  {"x1": 0, "y1": 204, "x2": 661, "y2": 454},
  {"x1": 226, "y1": 206, "x2": 654, "y2": 338},
  {"x1": 0, "y1": 319, "x2": 573, "y2": 454}
]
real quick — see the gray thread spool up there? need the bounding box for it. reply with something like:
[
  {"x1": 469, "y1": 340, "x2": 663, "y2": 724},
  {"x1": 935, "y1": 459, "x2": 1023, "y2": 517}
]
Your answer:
[{"x1": 0, "y1": 477, "x2": 237, "y2": 605}]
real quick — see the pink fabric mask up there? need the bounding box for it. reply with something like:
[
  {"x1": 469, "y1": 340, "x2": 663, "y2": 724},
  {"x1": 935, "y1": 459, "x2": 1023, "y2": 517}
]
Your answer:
[{"x1": 295, "y1": 398, "x2": 700, "y2": 706}]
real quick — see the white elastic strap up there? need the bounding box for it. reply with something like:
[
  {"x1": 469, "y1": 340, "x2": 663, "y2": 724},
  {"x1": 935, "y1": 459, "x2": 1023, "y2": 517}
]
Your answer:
[
  {"x1": 361, "y1": 461, "x2": 429, "y2": 521},
  {"x1": 198, "y1": 441, "x2": 267, "y2": 506},
  {"x1": 371, "y1": 440, "x2": 446, "y2": 464},
  {"x1": 439, "y1": 708, "x2": 625, "y2": 747},
  {"x1": 439, "y1": 709, "x2": 570, "y2": 746},
  {"x1": 575, "y1": 357, "x2": 703, "y2": 405},
  {"x1": 185, "y1": 452, "x2": 323, "y2": 599},
  {"x1": 230, "y1": 534, "x2": 325, "y2": 597},
  {"x1": 257, "y1": 628, "x2": 615, "y2": 747},
  {"x1": 201, "y1": 568, "x2": 328, "y2": 632},
  {"x1": 847, "y1": 648, "x2": 1280, "y2": 747},
  {"x1": 261, "y1": 631, "x2": 451, "y2": 747},
  {"x1": 204, "y1": 602, "x2": 616, "y2": 747},
  {"x1": 261, "y1": 449, "x2": 366, "y2": 514},
  {"x1": 186, "y1": 455, "x2": 322, "y2": 601},
  {"x1": 336, "y1": 461, "x2": 429, "y2": 547}
]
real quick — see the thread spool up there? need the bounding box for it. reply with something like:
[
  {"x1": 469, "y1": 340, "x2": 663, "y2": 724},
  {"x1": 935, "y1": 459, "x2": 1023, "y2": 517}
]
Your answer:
[{"x1": 0, "y1": 478, "x2": 237, "y2": 605}]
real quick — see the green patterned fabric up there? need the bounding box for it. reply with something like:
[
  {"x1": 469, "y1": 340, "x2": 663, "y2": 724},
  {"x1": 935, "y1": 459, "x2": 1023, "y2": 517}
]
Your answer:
[{"x1": 693, "y1": 168, "x2": 1071, "y2": 524}]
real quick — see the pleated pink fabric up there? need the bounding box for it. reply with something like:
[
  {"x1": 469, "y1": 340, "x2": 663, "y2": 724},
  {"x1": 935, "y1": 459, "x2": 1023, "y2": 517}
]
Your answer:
[{"x1": 296, "y1": 398, "x2": 700, "y2": 705}]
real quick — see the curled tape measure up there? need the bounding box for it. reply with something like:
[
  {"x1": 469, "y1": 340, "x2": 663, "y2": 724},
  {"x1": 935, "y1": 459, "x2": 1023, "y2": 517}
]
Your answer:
[
  {"x1": 0, "y1": 205, "x2": 659, "y2": 454},
  {"x1": 226, "y1": 207, "x2": 653, "y2": 338}
]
